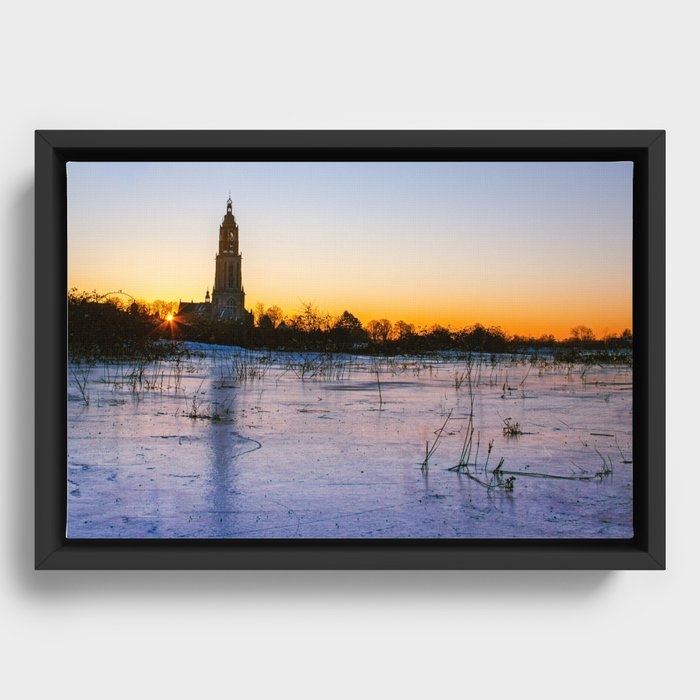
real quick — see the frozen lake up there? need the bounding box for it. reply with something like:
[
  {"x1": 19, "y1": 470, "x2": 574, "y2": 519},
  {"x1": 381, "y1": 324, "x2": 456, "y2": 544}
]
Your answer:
[{"x1": 67, "y1": 344, "x2": 633, "y2": 538}]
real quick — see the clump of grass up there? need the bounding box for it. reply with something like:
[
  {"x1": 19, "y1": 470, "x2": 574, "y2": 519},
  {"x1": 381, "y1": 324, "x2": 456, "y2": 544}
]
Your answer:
[
  {"x1": 502, "y1": 417, "x2": 522, "y2": 437},
  {"x1": 593, "y1": 448, "x2": 615, "y2": 479},
  {"x1": 453, "y1": 353, "x2": 475, "y2": 390},
  {"x1": 182, "y1": 379, "x2": 211, "y2": 419},
  {"x1": 172, "y1": 352, "x2": 185, "y2": 392},
  {"x1": 450, "y1": 412, "x2": 479, "y2": 472},
  {"x1": 184, "y1": 393, "x2": 206, "y2": 419},
  {"x1": 446, "y1": 391, "x2": 512, "y2": 491},
  {"x1": 491, "y1": 459, "x2": 515, "y2": 491},
  {"x1": 281, "y1": 352, "x2": 350, "y2": 381},
  {"x1": 126, "y1": 357, "x2": 147, "y2": 393},
  {"x1": 450, "y1": 432, "x2": 513, "y2": 491},
  {"x1": 421, "y1": 409, "x2": 453, "y2": 472},
  {"x1": 316, "y1": 353, "x2": 350, "y2": 380},
  {"x1": 496, "y1": 449, "x2": 615, "y2": 484},
  {"x1": 451, "y1": 447, "x2": 514, "y2": 492},
  {"x1": 222, "y1": 351, "x2": 272, "y2": 383},
  {"x1": 70, "y1": 365, "x2": 91, "y2": 406}
]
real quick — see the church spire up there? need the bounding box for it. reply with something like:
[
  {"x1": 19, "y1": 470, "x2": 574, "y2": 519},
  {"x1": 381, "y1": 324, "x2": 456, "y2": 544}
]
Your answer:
[{"x1": 212, "y1": 194, "x2": 245, "y2": 322}]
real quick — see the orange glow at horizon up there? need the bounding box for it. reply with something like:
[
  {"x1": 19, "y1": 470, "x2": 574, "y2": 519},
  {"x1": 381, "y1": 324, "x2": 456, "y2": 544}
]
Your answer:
[
  {"x1": 68, "y1": 242, "x2": 632, "y2": 340},
  {"x1": 70, "y1": 285, "x2": 630, "y2": 341},
  {"x1": 68, "y1": 252, "x2": 633, "y2": 340}
]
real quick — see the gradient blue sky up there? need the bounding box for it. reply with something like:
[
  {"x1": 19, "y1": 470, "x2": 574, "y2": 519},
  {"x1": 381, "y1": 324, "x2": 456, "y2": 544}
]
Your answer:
[{"x1": 67, "y1": 161, "x2": 632, "y2": 338}]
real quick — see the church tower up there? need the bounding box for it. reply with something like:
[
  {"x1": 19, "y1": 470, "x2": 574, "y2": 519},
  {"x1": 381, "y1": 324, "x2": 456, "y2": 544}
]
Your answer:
[{"x1": 212, "y1": 196, "x2": 246, "y2": 320}]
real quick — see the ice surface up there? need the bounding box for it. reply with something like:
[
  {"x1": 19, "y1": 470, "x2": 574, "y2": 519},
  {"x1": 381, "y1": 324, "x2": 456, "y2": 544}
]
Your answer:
[{"x1": 67, "y1": 344, "x2": 633, "y2": 538}]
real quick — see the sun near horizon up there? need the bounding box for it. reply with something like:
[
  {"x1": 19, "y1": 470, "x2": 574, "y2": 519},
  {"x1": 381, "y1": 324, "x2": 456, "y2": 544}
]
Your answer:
[{"x1": 67, "y1": 161, "x2": 632, "y2": 340}]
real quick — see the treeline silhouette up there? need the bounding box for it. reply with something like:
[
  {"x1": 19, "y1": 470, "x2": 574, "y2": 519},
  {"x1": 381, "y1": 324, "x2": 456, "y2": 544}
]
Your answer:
[
  {"x1": 68, "y1": 291, "x2": 632, "y2": 361},
  {"x1": 68, "y1": 290, "x2": 186, "y2": 360}
]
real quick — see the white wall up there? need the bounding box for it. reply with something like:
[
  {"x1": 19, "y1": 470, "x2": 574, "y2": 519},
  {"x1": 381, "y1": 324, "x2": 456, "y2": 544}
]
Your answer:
[{"x1": 1, "y1": 2, "x2": 694, "y2": 698}]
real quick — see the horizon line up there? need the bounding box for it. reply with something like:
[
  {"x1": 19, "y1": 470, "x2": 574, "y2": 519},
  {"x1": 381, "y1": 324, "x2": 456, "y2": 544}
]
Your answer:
[{"x1": 67, "y1": 287, "x2": 632, "y2": 341}]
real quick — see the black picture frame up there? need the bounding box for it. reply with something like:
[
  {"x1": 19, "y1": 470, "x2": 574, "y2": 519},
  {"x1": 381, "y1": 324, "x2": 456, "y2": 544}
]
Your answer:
[{"x1": 36, "y1": 130, "x2": 665, "y2": 570}]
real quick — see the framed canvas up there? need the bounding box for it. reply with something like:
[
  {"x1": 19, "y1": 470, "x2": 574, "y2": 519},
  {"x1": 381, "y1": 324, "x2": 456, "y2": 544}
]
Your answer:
[{"x1": 35, "y1": 130, "x2": 665, "y2": 569}]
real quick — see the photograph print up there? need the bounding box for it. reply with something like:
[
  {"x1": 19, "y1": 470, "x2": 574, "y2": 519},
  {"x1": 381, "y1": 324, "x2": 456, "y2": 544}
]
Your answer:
[{"x1": 67, "y1": 161, "x2": 633, "y2": 539}]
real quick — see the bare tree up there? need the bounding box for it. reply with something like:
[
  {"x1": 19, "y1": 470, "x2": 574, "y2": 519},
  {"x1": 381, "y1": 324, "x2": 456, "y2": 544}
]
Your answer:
[
  {"x1": 292, "y1": 301, "x2": 332, "y2": 333},
  {"x1": 365, "y1": 320, "x2": 381, "y2": 343},
  {"x1": 377, "y1": 318, "x2": 392, "y2": 343},
  {"x1": 365, "y1": 318, "x2": 392, "y2": 343},
  {"x1": 150, "y1": 299, "x2": 178, "y2": 318},
  {"x1": 265, "y1": 305, "x2": 284, "y2": 328},
  {"x1": 393, "y1": 319, "x2": 416, "y2": 340},
  {"x1": 569, "y1": 325, "x2": 595, "y2": 342},
  {"x1": 253, "y1": 302, "x2": 266, "y2": 326}
]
